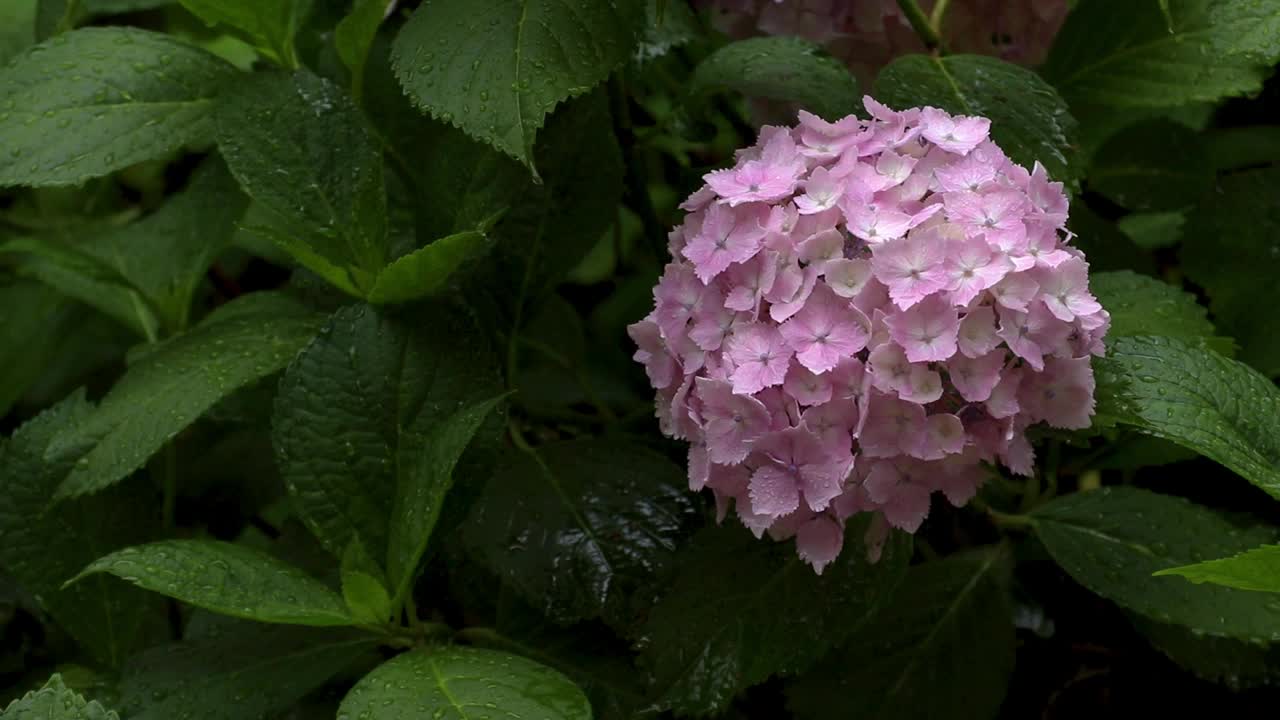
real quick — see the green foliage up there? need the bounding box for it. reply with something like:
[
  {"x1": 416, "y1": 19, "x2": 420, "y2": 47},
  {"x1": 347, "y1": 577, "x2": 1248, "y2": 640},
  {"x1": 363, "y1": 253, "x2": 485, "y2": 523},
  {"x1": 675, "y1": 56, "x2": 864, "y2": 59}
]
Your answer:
[
  {"x1": 1031, "y1": 487, "x2": 1280, "y2": 641},
  {"x1": 179, "y1": 0, "x2": 310, "y2": 67},
  {"x1": 0, "y1": 28, "x2": 236, "y2": 186},
  {"x1": 1089, "y1": 120, "x2": 1213, "y2": 210},
  {"x1": 1157, "y1": 544, "x2": 1280, "y2": 592},
  {"x1": 70, "y1": 539, "x2": 354, "y2": 626},
  {"x1": 692, "y1": 36, "x2": 861, "y2": 121},
  {"x1": 874, "y1": 54, "x2": 1080, "y2": 182},
  {"x1": 1090, "y1": 271, "x2": 1232, "y2": 353},
  {"x1": 366, "y1": 230, "x2": 490, "y2": 305},
  {"x1": 788, "y1": 545, "x2": 1015, "y2": 720},
  {"x1": 1095, "y1": 335, "x2": 1280, "y2": 499},
  {"x1": 1, "y1": 674, "x2": 119, "y2": 720},
  {"x1": 640, "y1": 521, "x2": 912, "y2": 716},
  {"x1": 339, "y1": 646, "x2": 591, "y2": 720},
  {"x1": 333, "y1": 0, "x2": 385, "y2": 100},
  {"x1": 391, "y1": 0, "x2": 644, "y2": 173},
  {"x1": 340, "y1": 538, "x2": 392, "y2": 625}
]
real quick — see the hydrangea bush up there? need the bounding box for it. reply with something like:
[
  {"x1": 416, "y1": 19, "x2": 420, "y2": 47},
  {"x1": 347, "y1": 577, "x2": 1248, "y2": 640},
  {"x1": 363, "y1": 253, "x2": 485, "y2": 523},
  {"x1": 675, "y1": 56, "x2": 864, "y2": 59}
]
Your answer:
[
  {"x1": 632, "y1": 99, "x2": 1107, "y2": 571},
  {"x1": 2, "y1": 1, "x2": 1280, "y2": 718}
]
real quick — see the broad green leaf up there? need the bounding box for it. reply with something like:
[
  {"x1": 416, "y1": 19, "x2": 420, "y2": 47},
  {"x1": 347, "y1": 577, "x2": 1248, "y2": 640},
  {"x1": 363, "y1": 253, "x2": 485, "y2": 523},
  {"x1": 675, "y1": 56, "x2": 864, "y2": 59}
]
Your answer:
[
  {"x1": 691, "y1": 36, "x2": 860, "y2": 121},
  {"x1": 1066, "y1": 203, "x2": 1157, "y2": 277},
  {"x1": 387, "y1": 395, "x2": 505, "y2": 604},
  {"x1": 874, "y1": 54, "x2": 1079, "y2": 183},
  {"x1": 216, "y1": 70, "x2": 387, "y2": 296},
  {"x1": 1181, "y1": 166, "x2": 1280, "y2": 375},
  {"x1": 340, "y1": 539, "x2": 391, "y2": 626},
  {"x1": 118, "y1": 623, "x2": 378, "y2": 720},
  {"x1": 1089, "y1": 271, "x2": 1229, "y2": 354},
  {"x1": 1031, "y1": 486, "x2": 1280, "y2": 642},
  {"x1": 1089, "y1": 120, "x2": 1212, "y2": 211},
  {"x1": 0, "y1": 282, "x2": 74, "y2": 416},
  {"x1": 0, "y1": 0, "x2": 36, "y2": 66},
  {"x1": 47, "y1": 292, "x2": 323, "y2": 499},
  {"x1": 465, "y1": 440, "x2": 700, "y2": 629},
  {"x1": 390, "y1": 0, "x2": 643, "y2": 172},
  {"x1": 1094, "y1": 335, "x2": 1280, "y2": 499},
  {"x1": 1135, "y1": 616, "x2": 1280, "y2": 689},
  {"x1": 0, "y1": 393, "x2": 167, "y2": 667},
  {"x1": 1116, "y1": 211, "x2": 1185, "y2": 250},
  {"x1": 634, "y1": 0, "x2": 697, "y2": 64},
  {"x1": 0, "y1": 674, "x2": 119, "y2": 720},
  {"x1": 1, "y1": 232, "x2": 162, "y2": 340},
  {"x1": 69, "y1": 539, "x2": 353, "y2": 626},
  {"x1": 338, "y1": 646, "x2": 591, "y2": 720},
  {"x1": 0, "y1": 27, "x2": 236, "y2": 186},
  {"x1": 1157, "y1": 545, "x2": 1280, "y2": 593},
  {"x1": 366, "y1": 230, "x2": 489, "y2": 305},
  {"x1": 640, "y1": 520, "x2": 912, "y2": 716},
  {"x1": 788, "y1": 545, "x2": 1014, "y2": 720},
  {"x1": 1043, "y1": 0, "x2": 1280, "y2": 109},
  {"x1": 334, "y1": 0, "x2": 384, "y2": 101},
  {"x1": 273, "y1": 302, "x2": 502, "y2": 558},
  {"x1": 180, "y1": 0, "x2": 310, "y2": 67},
  {"x1": 1205, "y1": 125, "x2": 1280, "y2": 171}
]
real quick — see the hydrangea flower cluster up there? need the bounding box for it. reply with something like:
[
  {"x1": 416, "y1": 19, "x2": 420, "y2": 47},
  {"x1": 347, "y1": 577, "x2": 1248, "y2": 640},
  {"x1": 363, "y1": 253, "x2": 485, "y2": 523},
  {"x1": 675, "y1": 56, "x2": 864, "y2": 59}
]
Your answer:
[
  {"x1": 701, "y1": 0, "x2": 1068, "y2": 84},
  {"x1": 629, "y1": 99, "x2": 1107, "y2": 573}
]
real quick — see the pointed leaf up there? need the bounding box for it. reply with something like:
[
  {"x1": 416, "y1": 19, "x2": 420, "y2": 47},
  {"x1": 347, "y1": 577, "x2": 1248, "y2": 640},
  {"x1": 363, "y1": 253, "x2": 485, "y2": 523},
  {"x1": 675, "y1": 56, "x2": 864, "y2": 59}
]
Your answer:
[
  {"x1": 334, "y1": 0, "x2": 384, "y2": 100},
  {"x1": 465, "y1": 439, "x2": 700, "y2": 629},
  {"x1": 874, "y1": 54, "x2": 1080, "y2": 183},
  {"x1": 0, "y1": 675, "x2": 119, "y2": 720},
  {"x1": 338, "y1": 646, "x2": 591, "y2": 720},
  {"x1": 69, "y1": 539, "x2": 353, "y2": 626},
  {"x1": 787, "y1": 545, "x2": 1014, "y2": 720},
  {"x1": 179, "y1": 0, "x2": 309, "y2": 66},
  {"x1": 1090, "y1": 271, "x2": 1230, "y2": 354},
  {"x1": 340, "y1": 538, "x2": 392, "y2": 626},
  {"x1": 1094, "y1": 335, "x2": 1280, "y2": 500},
  {"x1": 0, "y1": 392, "x2": 167, "y2": 667},
  {"x1": 216, "y1": 70, "x2": 387, "y2": 296},
  {"x1": 387, "y1": 394, "x2": 506, "y2": 604},
  {"x1": 692, "y1": 36, "x2": 860, "y2": 120},
  {"x1": 640, "y1": 520, "x2": 912, "y2": 716},
  {"x1": 273, "y1": 302, "x2": 502, "y2": 558},
  {"x1": 1157, "y1": 545, "x2": 1280, "y2": 593},
  {"x1": 48, "y1": 292, "x2": 323, "y2": 499},
  {"x1": 367, "y1": 230, "x2": 489, "y2": 305},
  {"x1": 390, "y1": 0, "x2": 643, "y2": 171},
  {"x1": 1090, "y1": 119, "x2": 1212, "y2": 211},
  {"x1": 1031, "y1": 486, "x2": 1280, "y2": 642},
  {"x1": 119, "y1": 624, "x2": 378, "y2": 720},
  {"x1": 0, "y1": 27, "x2": 236, "y2": 186}
]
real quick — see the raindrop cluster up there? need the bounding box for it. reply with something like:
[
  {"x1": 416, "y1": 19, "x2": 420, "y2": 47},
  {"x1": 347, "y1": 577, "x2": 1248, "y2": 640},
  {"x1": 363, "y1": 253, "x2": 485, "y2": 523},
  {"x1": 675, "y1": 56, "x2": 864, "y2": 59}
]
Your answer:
[
  {"x1": 699, "y1": 0, "x2": 1068, "y2": 83},
  {"x1": 629, "y1": 98, "x2": 1108, "y2": 572}
]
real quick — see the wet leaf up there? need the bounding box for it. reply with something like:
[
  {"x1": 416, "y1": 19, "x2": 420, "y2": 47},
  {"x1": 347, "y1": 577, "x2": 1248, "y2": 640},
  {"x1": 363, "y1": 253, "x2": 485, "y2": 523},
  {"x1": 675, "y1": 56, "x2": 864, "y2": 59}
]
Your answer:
[
  {"x1": 0, "y1": 674, "x2": 119, "y2": 719},
  {"x1": 1157, "y1": 544, "x2": 1280, "y2": 593},
  {"x1": 691, "y1": 36, "x2": 861, "y2": 121}
]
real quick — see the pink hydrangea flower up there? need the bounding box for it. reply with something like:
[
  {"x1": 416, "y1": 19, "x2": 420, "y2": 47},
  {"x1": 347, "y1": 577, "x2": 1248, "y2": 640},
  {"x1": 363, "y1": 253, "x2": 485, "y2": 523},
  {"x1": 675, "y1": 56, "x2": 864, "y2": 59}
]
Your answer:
[{"x1": 630, "y1": 98, "x2": 1107, "y2": 573}]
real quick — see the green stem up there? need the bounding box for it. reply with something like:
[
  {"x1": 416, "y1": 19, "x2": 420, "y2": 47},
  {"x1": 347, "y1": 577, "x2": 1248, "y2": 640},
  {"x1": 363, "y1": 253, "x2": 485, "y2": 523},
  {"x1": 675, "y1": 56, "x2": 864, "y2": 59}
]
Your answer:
[
  {"x1": 988, "y1": 507, "x2": 1034, "y2": 530},
  {"x1": 508, "y1": 418, "x2": 535, "y2": 454},
  {"x1": 897, "y1": 0, "x2": 947, "y2": 53},
  {"x1": 608, "y1": 74, "x2": 667, "y2": 264},
  {"x1": 928, "y1": 0, "x2": 953, "y2": 34}
]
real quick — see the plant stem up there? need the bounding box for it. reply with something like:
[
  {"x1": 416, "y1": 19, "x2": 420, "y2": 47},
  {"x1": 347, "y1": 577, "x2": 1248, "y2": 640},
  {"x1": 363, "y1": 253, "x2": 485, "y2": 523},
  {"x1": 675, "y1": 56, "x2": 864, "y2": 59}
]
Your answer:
[
  {"x1": 897, "y1": 0, "x2": 947, "y2": 53},
  {"x1": 928, "y1": 0, "x2": 953, "y2": 33},
  {"x1": 988, "y1": 507, "x2": 1034, "y2": 530},
  {"x1": 608, "y1": 73, "x2": 667, "y2": 264}
]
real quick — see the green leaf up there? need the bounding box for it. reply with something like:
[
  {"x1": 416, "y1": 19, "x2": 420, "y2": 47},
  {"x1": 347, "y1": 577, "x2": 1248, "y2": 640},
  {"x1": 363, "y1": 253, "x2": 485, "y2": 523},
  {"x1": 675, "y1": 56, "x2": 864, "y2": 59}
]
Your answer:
[
  {"x1": 334, "y1": 0, "x2": 384, "y2": 101},
  {"x1": 1156, "y1": 545, "x2": 1280, "y2": 593},
  {"x1": 634, "y1": 0, "x2": 698, "y2": 65},
  {"x1": 366, "y1": 230, "x2": 489, "y2": 305},
  {"x1": 273, "y1": 302, "x2": 502, "y2": 558},
  {"x1": 216, "y1": 70, "x2": 387, "y2": 296},
  {"x1": 118, "y1": 624, "x2": 378, "y2": 720},
  {"x1": 465, "y1": 439, "x2": 700, "y2": 629},
  {"x1": 640, "y1": 520, "x2": 912, "y2": 716},
  {"x1": 340, "y1": 538, "x2": 391, "y2": 625},
  {"x1": 1043, "y1": 0, "x2": 1280, "y2": 109},
  {"x1": 387, "y1": 395, "x2": 505, "y2": 605},
  {"x1": 1116, "y1": 211, "x2": 1185, "y2": 250},
  {"x1": 873, "y1": 54, "x2": 1079, "y2": 183},
  {"x1": 1089, "y1": 271, "x2": 1228, "y2": 353},
  {"x1": 0, "y1": 27, "x2": 236, "y2": 186},
  {"x1": 691, "y1": 36, "x2": 861, "y2": 121},
  {"x1": 0, "y1": 0, "x2": 36, "y2": 66},
  {"x1": 0, "y1": 392, "x2": 167, "y2": 667},
  {"x1": 69, "y1": 539, "x2": 354, "y2": 626},
  {"x1": 1205, "y1": 125, "x2": 1280, "y2": 171},
  {"x1": 47, "y1": 292, "x2": 322, "y2": 499},
  {"x1": 1181, "y1": 166, "x2": 1280, "y2": 375},
  {"x1": 390, "y1": 0, "x2": 643, "y2": 172},
  {"x1": 787, "y1": 545, "x2": 1015, "y2": 720},
  {"x1": 1089, "y1": 120, "x2": 1212, "y2": 211},
  {"x1": 0, "y1": 282, "x2": 73, "y2": 416},
  {"x1": 1134, "y1": 616, "x2": 1280, "y2": 689},
  {"x1": 0, "y1": 674, "x2": 119, "y2": 720},
  {"x1": 1094, "y1": 335, "x2": 1280, "y2": 499},
  {"x1": 1030, "y1": 486, "x2": 1280, "y2": 642},
  {"x1": 338, "y1": 646, "x2": 591, "y2": 720},
  {"x1": 179, "y1": 0, "x2": 309, "y2": 67}
]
